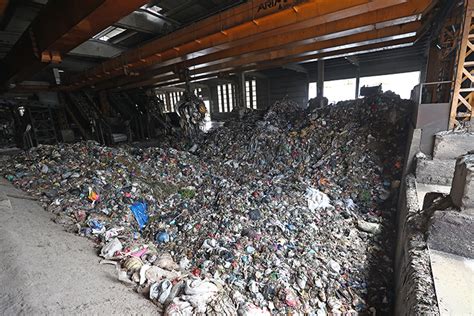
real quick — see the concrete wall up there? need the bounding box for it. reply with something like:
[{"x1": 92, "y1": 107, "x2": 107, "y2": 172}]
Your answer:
[
  {"x1": 416, "y1": 158, "x2": 456, "y2": 185},
  {"x1": 451, "y1": 154, "x2": 474, "y2": 215},
  {"x1": 414, "y1": 132, "x2": 474, "y2": 185},
  {"x1": 395, "y1": 175, "x2": 440, "y2": 315},
  {"x1": 396, "y1": 131, "x2": 474, "y2": 314},
  {"x1": 433, "y1": 133, "x2": 474, "y2": 160},
  {"x1": 400, "y1": 102, "x2": 450, "y2": 177},
  {"x1": 414, "y1": 103, "x2": 450, "y2": 155}
]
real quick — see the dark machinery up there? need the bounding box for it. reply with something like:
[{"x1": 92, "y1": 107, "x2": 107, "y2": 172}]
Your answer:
[
  {"x1": 176, "y1": 68, "x2": 207, "y2": 140},
  {"x1": 360, "y1": 84, "x2": 383, "y2": 97}
]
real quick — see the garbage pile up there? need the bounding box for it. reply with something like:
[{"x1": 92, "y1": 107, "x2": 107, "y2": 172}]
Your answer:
[{"x1": 1, "y1": 91, "x2": 413, "y2": 315}]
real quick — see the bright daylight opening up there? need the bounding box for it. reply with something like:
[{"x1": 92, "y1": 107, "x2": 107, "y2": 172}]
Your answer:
[{"x1": 309, "y1": 71, "x2": 421, "y2": 104}]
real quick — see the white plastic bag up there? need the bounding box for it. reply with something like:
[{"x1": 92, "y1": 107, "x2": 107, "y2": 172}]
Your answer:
[{"x1": 306, "y1": 187, "x2": 332, "y2": 211}]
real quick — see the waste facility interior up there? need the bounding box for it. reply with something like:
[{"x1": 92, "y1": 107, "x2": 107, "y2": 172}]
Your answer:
[{"x1": 0, "y1": 0, "x2": 473, "y2": 315}]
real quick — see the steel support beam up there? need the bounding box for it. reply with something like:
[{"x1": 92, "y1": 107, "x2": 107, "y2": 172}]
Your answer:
[
  {"x1": 118, "y1": 37, "x2": 417, "y2": 91},
  {"x1": 70, "y1": 0, "x2": 416, "y2": 88},
  {"x1": 260, "y1": 37, "x2": 416, "y2": 69},
  {"x1": 449, "y1": 0, "x2": 474, "y2": 128},
  {"x1": 92, "y1": 0, "x2": 428, "y2": 92},
  {"x1": 69, "y1": 40, "x2": 125, "y2": 59},
  {"x1": 317, "y1": 60, "x2": 324, "y2": 104},
  {"x1": 1, "y1": 0, "x2": 147, "y2": 86},
  {"x1": 104, "y1": 21, "x2": 421, "y2": 91},
  {"x1": 283, "y1": 64, "x2": 308, "y2": 74},
  {"x1": 238, "y1": 72, "x2": 246, "y2": 108},
  {"x1": 355, "y1": 67, "x2": 361, "y2": 98},
  {"x1": 113, "y1": 36, "x2": 416, "y2": 91}
]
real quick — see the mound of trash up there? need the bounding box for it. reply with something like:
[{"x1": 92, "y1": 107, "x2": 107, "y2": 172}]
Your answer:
[{"x1": 1, "y1": 92, "x2": 413, "y2": 315}]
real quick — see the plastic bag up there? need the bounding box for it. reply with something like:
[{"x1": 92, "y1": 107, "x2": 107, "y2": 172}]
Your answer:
[
  {"x1": 130, "y1": 202, "x2": 149, "y2": 230},
  {"x1": 306, "y1": 187, "x2": 332, "y2": 211}
]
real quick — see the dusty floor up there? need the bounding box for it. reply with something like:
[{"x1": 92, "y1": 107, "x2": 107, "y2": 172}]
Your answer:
[{"x1": 0, "y1": 178, "x2": 156, "y2": 315}]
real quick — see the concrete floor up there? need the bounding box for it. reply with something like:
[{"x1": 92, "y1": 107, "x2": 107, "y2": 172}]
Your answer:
[
  {"x1": 0, "y1": 178, "x2": 157, "y2": 315},
  {"x1": 430, "y1": 249, "x2": 474, "y2": 315},
  {"x1": 416, "y1": 181, "x2": 474, "y2": 315}
]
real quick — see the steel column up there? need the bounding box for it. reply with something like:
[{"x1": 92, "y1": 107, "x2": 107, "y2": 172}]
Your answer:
[
  {"x1": 238, "y1": 72, "x2": 246, "y2": 108},
  {"x1": 317, "y1": 60, "x2": 324, "y2": 105},
  {"x1": 355, "y1": 67, "x2": 361, "y2": 98}
]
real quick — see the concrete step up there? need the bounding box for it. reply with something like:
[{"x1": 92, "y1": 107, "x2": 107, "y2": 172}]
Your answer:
[
  {"x1": 430, "y1": 249, "x2": 474, "y2": 315},
  {"x1": 433, "y1": 132, "x2": 474, "y2": 160},
  {"x1": 451, "y1": 154, "x2": 474, "y2": 215},
  {"x1": 416, "y1": 158, "x2": 456, "y2": 185}
]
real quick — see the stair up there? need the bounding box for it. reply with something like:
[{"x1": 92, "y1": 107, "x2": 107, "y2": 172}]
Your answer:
[
  {"x1": 108, "y1": 92, "x2": 145, "y2": 140},
  {"x1": 65, "y1": 92, "x2": 113, "y2": 144},
  {"x1": 108, "y1": 92, "x2": 139, "y2": 118},
  {"x1": 28, "y1": 106, "x2": 57, "y2": 145},
  {"x1": 416, "y1": 131, "x2": 474, "y2": 186}
]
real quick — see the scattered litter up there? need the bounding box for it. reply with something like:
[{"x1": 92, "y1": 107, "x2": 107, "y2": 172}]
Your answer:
[
  {"x1": 100, "y1": 238, "x2": 122, "y2": 259},
  {"x1": 357, "y1": 220, "x2": 382, "y2": 234}
]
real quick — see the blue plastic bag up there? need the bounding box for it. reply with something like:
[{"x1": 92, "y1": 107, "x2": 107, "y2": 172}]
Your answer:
[{"x1": 130, "y1": 202, "x2": 149, "y2": 230}]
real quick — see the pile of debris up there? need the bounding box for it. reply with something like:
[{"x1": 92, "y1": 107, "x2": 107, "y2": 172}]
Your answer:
[{"x1": 1, "y1": 92, "x2": 413, "y2": 315}]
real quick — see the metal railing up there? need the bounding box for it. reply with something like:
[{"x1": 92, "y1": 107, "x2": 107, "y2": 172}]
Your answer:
[{"x1": 417, "y1": 81, "x2": 452, "y2": 105}]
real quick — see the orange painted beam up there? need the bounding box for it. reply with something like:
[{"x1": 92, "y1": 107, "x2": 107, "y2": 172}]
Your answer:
[
  {"x1": 92, "y1": 0, "x2": 430, "y2": 91},
  {"x1": 256, "y1": 37, "x2": 417, "y2": 69},
  {"x1": 70, "y1": 0, "x2": 409, "y2": 87},
  {"x1": 198, "y1": 21, "x2": 420, "y2": 71},
  {"x1": 169, "y1": 0, "x2": 430, "y2": 71},
  {"x1": 115, "y1": 23, "x2": 419, "y2": 91},
  {"x1": 118, "y1": 36, "x2": 416, "y2": 91}
]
